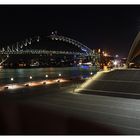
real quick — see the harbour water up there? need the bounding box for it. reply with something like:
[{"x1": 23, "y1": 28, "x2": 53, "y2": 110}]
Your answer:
[{"x1": 0, "y1": 66, "x2": 98, "y2": 85}]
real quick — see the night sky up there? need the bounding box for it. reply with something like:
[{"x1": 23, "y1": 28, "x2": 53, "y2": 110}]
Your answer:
[{"x1": 0, "y1": 5, "x2": 140, "y2": 57}]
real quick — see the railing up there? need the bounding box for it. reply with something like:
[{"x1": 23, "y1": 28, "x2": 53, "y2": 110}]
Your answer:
[{"x1": 0, "y1": 50, "x2": 85, "y2": 55}]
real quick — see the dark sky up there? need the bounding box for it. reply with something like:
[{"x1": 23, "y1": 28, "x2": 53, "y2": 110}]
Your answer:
[{"x1": 0, "y1": 5, "x2": 140, "y2": 57}]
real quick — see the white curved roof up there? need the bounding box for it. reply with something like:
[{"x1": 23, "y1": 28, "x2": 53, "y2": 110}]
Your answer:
[{"x1": 127, "y1": 32, "x2": 140, "y2": 64}]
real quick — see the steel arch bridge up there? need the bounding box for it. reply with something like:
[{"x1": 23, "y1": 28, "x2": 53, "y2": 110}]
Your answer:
[
  {"x1": 48, "y1": 32, "x2": 93, "y2": 55},
  {"x1": 0, "y1": 32, "x2": 94, "y2": 65}
]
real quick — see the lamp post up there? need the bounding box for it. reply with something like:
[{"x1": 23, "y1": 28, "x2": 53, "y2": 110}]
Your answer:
[
  {"x1": 29, "y1": 76, "x2": 32, "y2": 80},
  {"x1": 29, "y1": 76, "x2": 32, "y2": 86},
  {"x1": 43, "y1": 74, "x2": 48, "y2": 84},
  {"x1": 58, "y1": 73, "x2": 61, "y2": 77},
  {"x1": 58, "y1": 73, "x2": 62, "y2": 88},
  {"x1": 90, "y1": 72, "x2": 93, "y2": 79},
  {"x1": 11, "y1": 77, "x2": 14, "y2": 81},
  {"x1": 45, "y1": 74, "x2": 48, "y2": 78},
  {"x1": 10, "y1": 77, "x2": 14, "y2": 88}
]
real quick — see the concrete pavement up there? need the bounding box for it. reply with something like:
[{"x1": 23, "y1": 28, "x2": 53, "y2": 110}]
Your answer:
[{"x1": 1, "y1": 69, "x2": 140, "y2": 134}]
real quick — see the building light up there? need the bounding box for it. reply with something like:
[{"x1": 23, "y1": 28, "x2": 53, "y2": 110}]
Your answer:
[
  {"x1": 104, "y1": 53, "x2": 108, "y2": 57},
  {"x1": 98, "y1": 49, "x2": 101, "y2": 53}
]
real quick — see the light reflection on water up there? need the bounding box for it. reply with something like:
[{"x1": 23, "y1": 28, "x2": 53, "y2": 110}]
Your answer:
[{"x1": 0, "y1": 66, "x2": 98, "y2": 85}]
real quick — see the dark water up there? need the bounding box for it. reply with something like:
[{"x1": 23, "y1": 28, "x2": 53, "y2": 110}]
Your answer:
[{"x1": 0, "y1": 66, "x2": 98, "y2": 85}]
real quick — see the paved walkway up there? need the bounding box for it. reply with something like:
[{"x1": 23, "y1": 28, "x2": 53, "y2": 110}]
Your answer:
[{"x1": 76, "y1": 69, "x2": 140, "y2": 99}]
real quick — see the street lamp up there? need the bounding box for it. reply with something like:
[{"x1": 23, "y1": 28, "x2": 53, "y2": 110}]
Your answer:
[
  {"x1": 10, "y1": 77, "x2": 14, "y2": 88},
  {"x1": 11, "y1": 77, "x2": 14, "y2": 81},
  {"x1": 90, "y1": 72, "x2": 93, "y2": 79},
  {"x1": 90, "y1": 72, "x2": 93, "y2": 75},
  {"x1": 43, "y1": 74, "x2": 48, "y2": 85},
  {"x1": 29, "y1": 76, "x2": 32, "y2": 80},
  {"x1": 29, "y1": 76, "x2": 32, "y2": 86},
  {"x1": 57, "y1": 73, "x2": 62, "y2": 88}
]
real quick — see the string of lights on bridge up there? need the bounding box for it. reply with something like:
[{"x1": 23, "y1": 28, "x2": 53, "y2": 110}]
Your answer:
[
  {"x1": 0, "y1": 33, "x2": 95, "y2": 65},
  {"x1": 0, "y1": 33, "x2": 92, "y2": 55}
]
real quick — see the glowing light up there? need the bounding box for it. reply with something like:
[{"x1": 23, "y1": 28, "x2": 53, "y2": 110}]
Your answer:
[
  {"x1": 55, "y1": 78, "x2": 68, "y2": 83},
  {"x1": 104, "y1": 53, "x2": 108, "y2": 57},
  {"x1": 3, "y1": 86, "x2": 9, "y2": 90},
  {"x1": 29, "y1": 76, "x2": 32, "y2": 79},
  {"x1": 45, "y1": 74, "x2": 48, "y2": 78},
  {"x1": 57, "y1": 79, "x2": 61, "y2": 83},
  {"x1": 25, "y1": 83, "x2": 30, "y2": 87},
  {"x1": 75, "y1": 71, "x2": 105, "y2": 92},
  {"x1": 0, "y1": 78, "x2": 70, "y2": 92},
  {"x1": 11, "y1": 77, "x2": 14, "y2": 81},
  {"x1": 29, "y1": 82, "x2": 40, "y2": 87},
  {"x1": 81, "y1": 47, "x2": 87, "y2": 52},
  {"x1": 103, "y1": 66, "x2": 108, "y2": 71},
  {"x1": 0, "y1": 65, "x2": 3, "y2": 68},
  {"x1": 58, "y1": 73, "x2": 61, "y2": 77},
  {"x1": 43, "y1": 81, "x2": 47, "y2": 85},
  {"x1": 90, "y1": 72, "x2": 93, "y2": 75},
  {"x1": 7, "y1": 84, "x2": 22, "y2": 89},
  {"x1": 113, "y1": 61, "x2": 118, "y2": 66},
  {"x1": 46, "y1": 80, "x2": 53, "y2": 84},
  {"x1": 80, "y1": 65, "x2": 89, "y2": 69}
]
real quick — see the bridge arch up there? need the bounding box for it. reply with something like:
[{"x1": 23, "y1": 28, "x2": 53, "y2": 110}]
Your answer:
[
  {"x1": 48, "y1": 32, "x2": 93, "y2": 55},
  {"x1": 0, "y1": 32, "x2": 95, "y2": 66}
]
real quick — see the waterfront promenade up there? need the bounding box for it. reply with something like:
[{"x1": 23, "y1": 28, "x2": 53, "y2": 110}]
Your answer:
[{"x1": 0, "y1": 68, "x2": 140, "y2": 134}]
